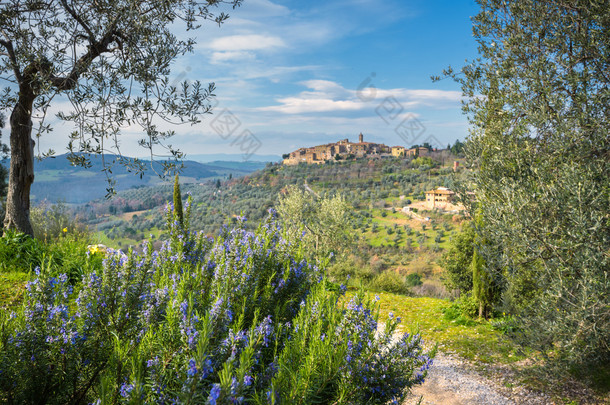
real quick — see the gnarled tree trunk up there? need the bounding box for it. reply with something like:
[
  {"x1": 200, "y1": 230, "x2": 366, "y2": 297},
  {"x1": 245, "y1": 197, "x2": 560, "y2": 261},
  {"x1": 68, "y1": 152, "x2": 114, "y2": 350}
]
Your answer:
[{"x1": 3, "y1": 87, "x2": 35, "y2": 236}]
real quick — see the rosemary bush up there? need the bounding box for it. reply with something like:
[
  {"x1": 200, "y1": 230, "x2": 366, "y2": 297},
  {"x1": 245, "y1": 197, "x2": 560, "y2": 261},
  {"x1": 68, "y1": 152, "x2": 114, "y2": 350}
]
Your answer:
[{"x1": 0, "y1": 196, "x2": 432, "y2": 404}]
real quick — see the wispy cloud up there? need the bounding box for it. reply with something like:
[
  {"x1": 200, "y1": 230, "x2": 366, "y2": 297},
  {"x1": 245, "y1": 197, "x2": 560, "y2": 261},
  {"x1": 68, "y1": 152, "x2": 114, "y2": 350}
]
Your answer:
[
  {"x1": 258, "y1": 80, "x2": 462, "y2": 114},
  {"x1": 210, "y1": 50, "x2": 257, "y2": 64},
  {"x1": 208, "y1": 34, "x2": 286, "y2": 52}
]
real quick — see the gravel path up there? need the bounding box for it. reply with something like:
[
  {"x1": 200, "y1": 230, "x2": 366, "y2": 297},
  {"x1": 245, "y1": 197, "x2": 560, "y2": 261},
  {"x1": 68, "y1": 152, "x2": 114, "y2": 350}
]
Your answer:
[
  {"x1": 403, "y1": 352, "x2": 516, "y2": 405},
  {"x1": 383, "y1": 329, "x2": 603, "y2": 404},
  {"x1": 401, "y1": 352, "x2": 558, "y2": 405}
]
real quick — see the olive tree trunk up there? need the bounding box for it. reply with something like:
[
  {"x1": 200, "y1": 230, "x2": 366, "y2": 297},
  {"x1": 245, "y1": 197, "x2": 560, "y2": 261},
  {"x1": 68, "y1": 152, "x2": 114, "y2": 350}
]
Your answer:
[{"x1": 3, "y1": 87, "x2": 35, "y2": 236}]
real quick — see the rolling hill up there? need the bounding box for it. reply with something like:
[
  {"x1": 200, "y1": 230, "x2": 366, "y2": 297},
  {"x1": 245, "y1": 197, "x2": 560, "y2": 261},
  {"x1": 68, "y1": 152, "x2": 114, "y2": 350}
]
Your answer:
[{"x1": 24, "y1": 154, "x2": 264, "y2": 204}]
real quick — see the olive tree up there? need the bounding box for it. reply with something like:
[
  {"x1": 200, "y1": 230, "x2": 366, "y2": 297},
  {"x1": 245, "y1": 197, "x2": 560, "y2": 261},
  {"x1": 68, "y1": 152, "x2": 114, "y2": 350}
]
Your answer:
[
  {"x1": 440, "y1": 221, "x2": 474, "y2": 295},
  {"x1": 277, "y1": 185, "x2": 354, "y2": 265},
  {"x1": 442, "y1": 0, "x2": 610, "y2": 366},
  {"x1": 0, "y1": 0, "x2": 242, "y2": 235}
]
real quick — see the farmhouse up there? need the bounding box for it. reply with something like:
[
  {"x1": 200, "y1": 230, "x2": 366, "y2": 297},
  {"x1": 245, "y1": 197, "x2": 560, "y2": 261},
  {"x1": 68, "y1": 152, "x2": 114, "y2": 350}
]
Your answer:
[{"x1": 425, "y1": 187, "x2": 455, "y2": 209}]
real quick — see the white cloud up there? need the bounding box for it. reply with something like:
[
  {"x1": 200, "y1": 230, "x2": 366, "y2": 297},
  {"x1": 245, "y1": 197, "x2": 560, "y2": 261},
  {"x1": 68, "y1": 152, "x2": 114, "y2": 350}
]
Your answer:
[
  {"x1": 235, "y1": 0, "x2": 290, "y2": 19},
  {"x1": 258, "y1": 80, "x2": 462, "y2": 114},
  {"x1": 208, "y1": 34, "x2": 286, "y2": 52},
  {"x1": 300, "y1": 79, "x2": 352, "y2": 98},
  {"x1": 260, "y1": 97, "x2": 364, "y2": 114},
  {"x1": 210, "y1": 50, "x2": 256, "y2": 64},
  {"x1": 401, "y1": 89, "x2": 462, "y2": 102}
]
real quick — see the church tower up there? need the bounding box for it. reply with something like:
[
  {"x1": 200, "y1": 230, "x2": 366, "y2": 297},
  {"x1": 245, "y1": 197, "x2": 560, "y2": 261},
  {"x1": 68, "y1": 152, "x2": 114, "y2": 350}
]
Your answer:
[{"x1": 359, "y1": 132, "x2": 363, "y2": 143}]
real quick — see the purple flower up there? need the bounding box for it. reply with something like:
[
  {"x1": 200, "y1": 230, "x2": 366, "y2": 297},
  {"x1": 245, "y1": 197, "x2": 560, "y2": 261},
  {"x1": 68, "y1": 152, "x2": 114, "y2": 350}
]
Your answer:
[
  {"x1": 147, "y1": 356, "x2": 160, "y2": 368},
  {"x1": 208, "y1": 384, "x2": 221, "y2": 405},
  {"x1": 119, "y1": 383, "x2": 134, "y2": 398},
  {"x1": 187, "y1": 358, "x2": 197, "y2": 377},
  {"x1": 243, "y1": 375, "x2": 253, "y2": 387}
]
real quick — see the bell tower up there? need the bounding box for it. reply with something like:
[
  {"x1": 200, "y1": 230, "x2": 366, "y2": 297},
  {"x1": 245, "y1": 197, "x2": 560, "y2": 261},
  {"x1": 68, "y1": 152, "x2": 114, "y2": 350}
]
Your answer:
[{"x1": 359, "y1": 132, "x2": 363, "y2": 143}]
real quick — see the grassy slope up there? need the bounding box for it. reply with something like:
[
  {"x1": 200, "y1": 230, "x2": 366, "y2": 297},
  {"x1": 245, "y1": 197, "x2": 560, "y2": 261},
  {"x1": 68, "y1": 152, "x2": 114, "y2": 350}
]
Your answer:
[
  {"x1": 371, "y1": 292, "x2": 525, "y2": 364},
  {"x1": 0, "y1": 272, "x2": 29, "y2": 312}
]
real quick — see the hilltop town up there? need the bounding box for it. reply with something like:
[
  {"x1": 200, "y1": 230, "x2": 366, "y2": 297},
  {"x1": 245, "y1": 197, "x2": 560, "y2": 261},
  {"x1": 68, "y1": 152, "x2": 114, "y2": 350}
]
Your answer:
[{"x1": 282, "y1": 133, "x2": 432, "y2": 165}]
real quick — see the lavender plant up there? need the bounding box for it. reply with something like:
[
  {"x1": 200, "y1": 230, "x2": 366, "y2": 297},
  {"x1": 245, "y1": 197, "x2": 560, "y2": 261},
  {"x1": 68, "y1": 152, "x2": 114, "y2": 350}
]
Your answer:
[{"x1": 0, "y1": 195, "x2": 433, "y2": 404}]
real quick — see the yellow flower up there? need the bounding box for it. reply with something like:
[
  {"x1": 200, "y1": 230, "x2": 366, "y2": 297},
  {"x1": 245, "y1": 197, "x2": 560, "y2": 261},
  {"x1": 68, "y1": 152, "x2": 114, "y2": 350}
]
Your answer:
[
  {"x1": 88, "y1": 245, "x2": 99, "y2": 254},
  {"x1": 62, "y1": 227, "x2": 68, "y2": 233}
]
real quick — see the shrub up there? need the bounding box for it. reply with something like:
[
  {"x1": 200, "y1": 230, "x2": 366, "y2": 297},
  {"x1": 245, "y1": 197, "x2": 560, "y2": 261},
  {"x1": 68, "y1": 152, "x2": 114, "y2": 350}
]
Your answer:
[
  {"x1": 0, "y1": 229, "x2": 100, "y2": 283},
  {"x1": 30, "y1": 201, "x2": 85, "y2": 241},
  {"x1": 327, "y1": 258, "x2": 359, "y2": 283},
  {"x1": 490, "y1": 315, "x2": 520, "y2": 336},
  {"x1": 0, "y1": 230, "x2": 45, "y2": 272},
  {"x1": 353, "y1": 265, "x2": 377, "y2": 284},
  {"x1": 0, "y1": 199, "x2": 432, "y2": 404},
  {"x1": 440, "y1": 222, "x2": 474, "y2": 295},
  {"x1": 405, "y1": 273, "x2": 423, "y2": 287},
  {"x1": 368, "y1": 271, "x2": 411, "y2": 295},
  {"x1": 443, "y1": 294, "x2": 479, "y2": 326}
]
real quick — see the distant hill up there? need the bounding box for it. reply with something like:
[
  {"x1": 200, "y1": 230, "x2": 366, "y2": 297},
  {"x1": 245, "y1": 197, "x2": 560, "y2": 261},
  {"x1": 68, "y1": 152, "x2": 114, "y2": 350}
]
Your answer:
[
  {"x1": 187, "y1": 153, "x2": 281, "y2": 163},
  {"x1": 204, "y1": 160, "x2": 269, "y2": 172},
  {"x1": 24, "y1": 154, "x2": 261, "y2": 204}
]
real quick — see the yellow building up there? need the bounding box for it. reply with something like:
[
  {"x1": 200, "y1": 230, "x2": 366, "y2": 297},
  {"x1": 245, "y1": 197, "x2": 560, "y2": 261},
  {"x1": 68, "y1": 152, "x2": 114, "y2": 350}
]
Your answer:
[
  {"x1": 391, "y1": 146, "x2": 405, "y2": 157},
  {"x1": 425, "y1": 187, "x2": 455, "y2": 209}
]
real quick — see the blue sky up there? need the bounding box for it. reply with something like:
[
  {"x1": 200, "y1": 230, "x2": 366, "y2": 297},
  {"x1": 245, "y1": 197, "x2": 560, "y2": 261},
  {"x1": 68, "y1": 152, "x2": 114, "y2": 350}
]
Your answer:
[{"x1": 43, "y1": 0, "x2": 481, "y2": 159}]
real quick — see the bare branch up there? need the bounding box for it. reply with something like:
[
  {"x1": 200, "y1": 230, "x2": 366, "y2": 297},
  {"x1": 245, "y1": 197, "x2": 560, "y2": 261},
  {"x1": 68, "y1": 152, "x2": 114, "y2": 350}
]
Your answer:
[
  {"x1": 48, "y1": 31, "x2": 116, "y2": 90},
  {"x1": 59, "y1": 0, "x2": 95, "y2": 43},
  {"x1": 0, "y1": 38, "x2": 22, "y2": 83}
]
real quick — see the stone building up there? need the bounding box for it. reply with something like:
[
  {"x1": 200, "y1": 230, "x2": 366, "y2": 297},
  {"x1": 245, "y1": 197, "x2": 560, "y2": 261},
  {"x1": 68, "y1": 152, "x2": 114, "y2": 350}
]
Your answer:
[{"x1": 282, "y1": 133, "x2": 393, "y2": 165}]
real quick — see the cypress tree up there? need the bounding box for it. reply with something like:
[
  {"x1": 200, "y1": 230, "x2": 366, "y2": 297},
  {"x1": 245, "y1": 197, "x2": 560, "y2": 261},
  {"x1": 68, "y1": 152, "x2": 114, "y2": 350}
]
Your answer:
[
  {"x1": 173, "y1": 174, "x2": 184, "y2": 228},
  {"x1": 471, "y1": 245, "x2": 489, "y2": 319}
]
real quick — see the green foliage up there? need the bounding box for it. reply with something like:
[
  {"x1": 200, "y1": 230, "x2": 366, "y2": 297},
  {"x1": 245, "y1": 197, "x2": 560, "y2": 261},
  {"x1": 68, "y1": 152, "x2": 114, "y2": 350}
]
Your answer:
[
  {"x1": 405, "y1": 273, "x2": 423, "y2": 287},
  {"x1": 411, "y1": 157, "x2": 436, "y2": 168},
  {"x1": 446, "y1": 0, "x2": 610, "y2": 366},
  {"x1": 1, "y1": 203, "x2": 100, "y2": 281},
  {"x1": 368, "y1": 271, "x2": 411, "y2": 296},
  {"x1": 277, "y1": 185, "x2": 353, "y2": 264},
  {"x1": 449, "y1": 139, "x2": 465, "y2": 156},
  {"x1": 471, "y1": 246, "x2": 494, "y2": 319},
  {"x1": 0, "y1": 229, "x2": 101, "y2": 283},
  {"x1": 327, "y1": 258, "x2": 356, "y2": 282},
  {"x1": 0, "y1": 231, "x2": 45, "y2": 273},
  {"x1": 490, "y1": 315, "x2": 520, "y2": 336},
  {"x1": 30, "y1": 201, "x2": 85, "y2": 241},
  {"x1": 443, "y1": 294, "x2": 478, "y2": 326}
]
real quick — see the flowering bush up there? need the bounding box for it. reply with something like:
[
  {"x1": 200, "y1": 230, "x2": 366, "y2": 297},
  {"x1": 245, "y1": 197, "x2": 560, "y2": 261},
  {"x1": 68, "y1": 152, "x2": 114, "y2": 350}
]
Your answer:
[{"x1": 0, "y1": 195, "x2": 433, "y2": 404}]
